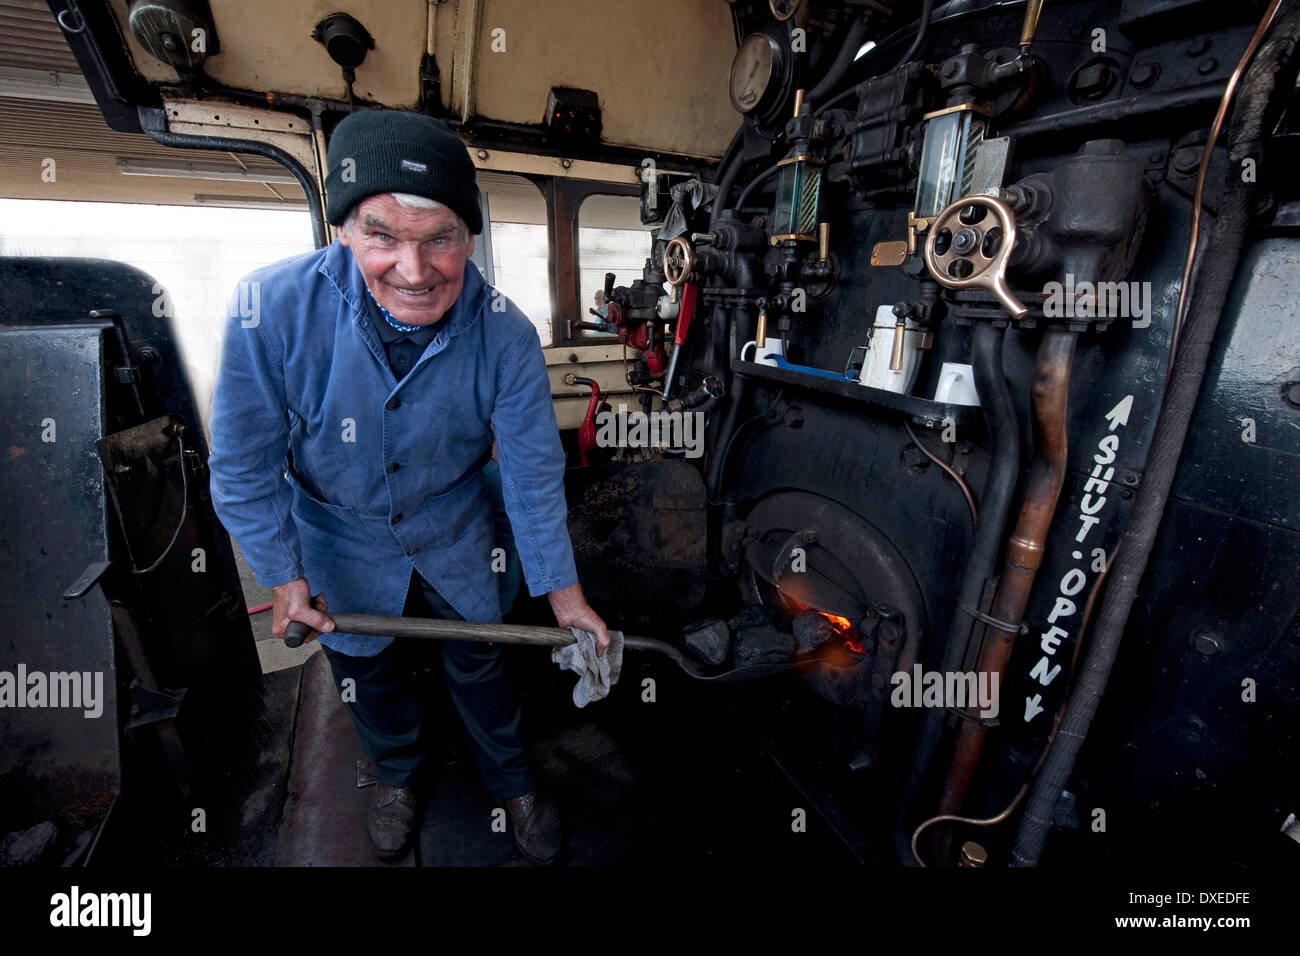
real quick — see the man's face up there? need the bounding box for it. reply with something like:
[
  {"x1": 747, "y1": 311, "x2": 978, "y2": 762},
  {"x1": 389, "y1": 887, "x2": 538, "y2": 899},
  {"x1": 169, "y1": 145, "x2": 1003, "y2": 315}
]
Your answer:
[{"x1": 337, "y1": 193, "x2": 475, "y2": 326}]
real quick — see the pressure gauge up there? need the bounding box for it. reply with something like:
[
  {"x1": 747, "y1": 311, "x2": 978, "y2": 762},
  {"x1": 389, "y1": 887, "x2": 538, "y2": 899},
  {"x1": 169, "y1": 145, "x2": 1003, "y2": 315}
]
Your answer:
[
  {"x1": 729, "y1": 33, "x2": 781, "y2": 115},
  {"x1": 769, "y1": 0, "x2": 807, "y2": 22}
]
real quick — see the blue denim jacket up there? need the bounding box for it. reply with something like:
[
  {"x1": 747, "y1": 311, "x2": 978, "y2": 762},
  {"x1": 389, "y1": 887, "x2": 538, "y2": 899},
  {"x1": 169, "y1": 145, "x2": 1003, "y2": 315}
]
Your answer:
[{"x1": 208, "y1": 240, "x2": 577, "y2": 656}]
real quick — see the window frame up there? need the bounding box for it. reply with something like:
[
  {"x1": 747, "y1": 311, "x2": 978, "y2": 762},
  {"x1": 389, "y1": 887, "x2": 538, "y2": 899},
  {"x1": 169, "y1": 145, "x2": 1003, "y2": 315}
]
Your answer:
[{"x1": 530, "y1": 175, "x2": 641, "y2": 348}]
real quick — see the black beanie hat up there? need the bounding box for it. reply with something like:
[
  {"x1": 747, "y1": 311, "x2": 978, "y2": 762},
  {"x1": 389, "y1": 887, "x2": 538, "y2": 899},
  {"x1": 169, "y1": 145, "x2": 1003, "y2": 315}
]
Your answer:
[{"x1": 324, "y1": 110, "x2": 482, "y2": 234}]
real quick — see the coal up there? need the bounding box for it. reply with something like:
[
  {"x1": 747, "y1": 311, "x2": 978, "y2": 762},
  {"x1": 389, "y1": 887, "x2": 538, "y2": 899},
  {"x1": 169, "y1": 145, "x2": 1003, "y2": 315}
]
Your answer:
[
  {"x1": 733, "y1": 625, "x2": 795, "y2": 667},
  {"x1": 1, "y1": 820, "x2": 57, "y2": 866},
  {"x1": 727, "y1": 605, "x2": 771, "y2": 632},
  {"x1": 792, "y1": 610, "x2": 840, "y2": 653},
  {"x1": 683, "y1": 619, "x2": 730, "y2": 666}
]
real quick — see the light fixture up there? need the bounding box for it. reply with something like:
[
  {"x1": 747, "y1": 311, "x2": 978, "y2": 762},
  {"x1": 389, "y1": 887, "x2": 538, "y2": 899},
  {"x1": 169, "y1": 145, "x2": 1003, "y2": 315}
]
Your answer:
[
  {"x1": 0, "y1": 66, "x2": 95, "y2": 105},
  {"x1": 115, "y1": 157, "x2": 299, "y2": 185},
  {"x1": 192, "y1": 195, "x2": 308, "y2": 210},
  {"x1": 312, "y1": 12, "x2": 374, "y2": 103}
]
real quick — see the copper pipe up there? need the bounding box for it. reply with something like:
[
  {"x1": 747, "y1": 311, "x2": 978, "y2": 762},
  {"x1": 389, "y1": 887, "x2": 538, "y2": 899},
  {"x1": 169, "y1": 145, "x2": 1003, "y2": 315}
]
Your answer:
[
  {"x1": 903, "y1": 419, "x2": 978, "y2": 526},
  {"x1": 913, "y1": 783, "x2": 1029, "y2": 867},
  {"x1": 755, "y1": 309, "x2": 768, "y2": 348},
  {"x1": 1168, "y1": 0, "x2": 1284, "y2": 381},
  {"x1": 937, "y1": 330, "x2": 1077, "y2": 828},
  {"x1": 913, "y1": 539, "x2": 1115, "y2": 866}
]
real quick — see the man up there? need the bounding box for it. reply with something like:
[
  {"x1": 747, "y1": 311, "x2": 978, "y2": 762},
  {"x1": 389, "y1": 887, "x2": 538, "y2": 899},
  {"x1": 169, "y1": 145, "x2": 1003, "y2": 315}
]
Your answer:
[{"x1": 208, "y1": 109, "x2": 609, "y2": 864}]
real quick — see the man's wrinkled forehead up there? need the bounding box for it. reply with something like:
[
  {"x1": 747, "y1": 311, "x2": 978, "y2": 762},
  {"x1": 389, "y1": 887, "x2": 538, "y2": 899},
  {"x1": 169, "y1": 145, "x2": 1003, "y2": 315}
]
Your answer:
[{"x1": 355, "y1": 211, "x2": 462, "y2": 240}]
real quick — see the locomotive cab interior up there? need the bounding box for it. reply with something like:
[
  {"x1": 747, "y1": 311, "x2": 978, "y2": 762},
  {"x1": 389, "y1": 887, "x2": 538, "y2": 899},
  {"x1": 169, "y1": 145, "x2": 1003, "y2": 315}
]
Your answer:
[{"x1": 2, "y1": 0, "x2": 1299, "y2": 894}]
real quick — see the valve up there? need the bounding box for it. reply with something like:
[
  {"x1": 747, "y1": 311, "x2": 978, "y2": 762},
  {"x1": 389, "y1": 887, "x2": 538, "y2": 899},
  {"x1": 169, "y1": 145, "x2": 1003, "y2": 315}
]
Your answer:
[
  {"x1": 663, "y1": 237, "x2": 694, "y2": 304},
  {"x1": 923, "y1": 194, "x2": 1028, "y2": 320}
]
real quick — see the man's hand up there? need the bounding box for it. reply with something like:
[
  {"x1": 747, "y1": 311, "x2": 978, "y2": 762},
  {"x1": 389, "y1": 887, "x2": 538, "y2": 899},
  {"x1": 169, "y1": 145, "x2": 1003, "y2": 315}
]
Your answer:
[
  {"x1": 271, "y1": 577, "x2": 334, "y2": 644},
  {"x1": 547, "y1": 582, "x2": 610, "y2": 656}
]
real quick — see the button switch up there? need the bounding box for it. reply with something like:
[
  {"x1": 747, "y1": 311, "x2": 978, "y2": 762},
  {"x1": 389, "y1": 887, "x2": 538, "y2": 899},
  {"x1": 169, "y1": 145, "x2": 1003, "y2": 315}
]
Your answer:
[
  {"x1": 386, "y1": 462, "x2": 400, "y2": 474},
  {"x1": 386, "y1": 397, "x2": 401, "y2": 410}
]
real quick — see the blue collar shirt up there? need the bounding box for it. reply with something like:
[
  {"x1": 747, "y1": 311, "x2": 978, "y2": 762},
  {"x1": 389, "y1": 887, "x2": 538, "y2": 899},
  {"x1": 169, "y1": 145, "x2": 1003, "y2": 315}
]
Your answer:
[{"x1": 208, "y1": 239, "x2": 577, "y2": 656}]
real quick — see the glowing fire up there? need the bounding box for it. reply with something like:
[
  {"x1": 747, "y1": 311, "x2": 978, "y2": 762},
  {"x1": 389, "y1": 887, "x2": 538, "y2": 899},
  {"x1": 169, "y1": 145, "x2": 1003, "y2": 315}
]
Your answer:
[
  {"x1": 817, "y1": 611, "x2": 865, "y2": 655},
  {"x1": 773, "y1": 593, "x2": 867, "y2": 655}
]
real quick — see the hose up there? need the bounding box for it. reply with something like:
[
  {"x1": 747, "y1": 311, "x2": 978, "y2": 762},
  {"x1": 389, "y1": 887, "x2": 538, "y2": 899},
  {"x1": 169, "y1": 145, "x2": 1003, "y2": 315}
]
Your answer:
[
  {"x1": 897, "y1": 323, "x2": 1022, "y2": 861},
  {"x1": 1168, "y1": 0, "x2": 1289, "y2": 377},
  {"x1": 710, "y1": 156, "x2": 745, "y2": 231},
  {"x1": 734, "y1": 165, "x2": 781, "y2": 211},
  {"x1": 715, "y1": 128, "x2": 743, "y2": 185},
  {"x1": 938, "y1": 330, "x2": 1077, "y2": 819},
  {"x1": 1010, "y1": 0, "x2": 1300, "y2": 867},
  {"x1": 815, "y1": 86, "x2": 860, "y2": 115},
  {"x1": 811, "y1": 2, "x2": 934, "y2": 115},
  {"x1": 806, "y1": 16, "x2": 869, "y2": 110},
  {"x1": 911, "y1": 542, "x2": 1119, "y2": 865},
  {"x1": 709, "y1": 125, "x2": 748, "y2": 230},
  {"x1": 894, "y1": 0, "x2": 935, "y2": 69}
]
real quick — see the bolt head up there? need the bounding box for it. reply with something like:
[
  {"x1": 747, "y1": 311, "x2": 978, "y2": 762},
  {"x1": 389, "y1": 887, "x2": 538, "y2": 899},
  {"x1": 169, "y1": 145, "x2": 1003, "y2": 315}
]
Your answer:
[
  {"x1": 1131, "y1": 62, "x2": 1159, "y2": 87},
  {"x1": 960, "y1": 841, "x2": 988, "y2": 866},
  {"x1": 1173, "y1": 146, "x2": 1202, "y2": 174},
  {"x1": 1190, "y1": 630, "x2": 1224, "y2": 657},
  {"x1": 1072, "y1": 60, "x2": 1117, "y2": 100},
  {"x1": 952, "y1": 228, "x2": 979, "y2": 255}
]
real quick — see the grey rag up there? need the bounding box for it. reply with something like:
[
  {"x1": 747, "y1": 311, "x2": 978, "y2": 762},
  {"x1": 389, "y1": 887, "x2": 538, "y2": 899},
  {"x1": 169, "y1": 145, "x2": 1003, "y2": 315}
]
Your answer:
[
  {"x1": 660, "y1": 179, "x2": 718, "y2": 241},
  {"x1": 552, "y1": 627, "x2": 624, "y2": 708}
]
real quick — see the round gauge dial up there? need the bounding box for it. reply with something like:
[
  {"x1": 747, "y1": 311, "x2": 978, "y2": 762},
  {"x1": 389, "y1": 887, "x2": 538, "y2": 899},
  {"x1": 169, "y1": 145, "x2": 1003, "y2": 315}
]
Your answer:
[
  {"x1": 769, "y1": 0, "x2": 806, "y2": 22},
  {"x1": 729, "y1": 33, "x2": 778, "y2": 114}
]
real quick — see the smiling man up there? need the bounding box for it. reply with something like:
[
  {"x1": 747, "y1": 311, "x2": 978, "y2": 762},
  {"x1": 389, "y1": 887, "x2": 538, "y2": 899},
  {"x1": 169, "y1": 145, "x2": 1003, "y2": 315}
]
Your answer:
[{"x1": 208, "y1": 110, "x2": 608, "y2": 864}]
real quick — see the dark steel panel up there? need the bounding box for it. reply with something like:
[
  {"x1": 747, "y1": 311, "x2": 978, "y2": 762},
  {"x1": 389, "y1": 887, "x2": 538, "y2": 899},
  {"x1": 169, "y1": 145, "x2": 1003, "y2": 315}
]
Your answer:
[
  {"x1": 0, "y1": 325, "x2": 119, "y2": 834},
  {"x1": 1174, "y1": 239, "x2": 1300, "y2": 531}
]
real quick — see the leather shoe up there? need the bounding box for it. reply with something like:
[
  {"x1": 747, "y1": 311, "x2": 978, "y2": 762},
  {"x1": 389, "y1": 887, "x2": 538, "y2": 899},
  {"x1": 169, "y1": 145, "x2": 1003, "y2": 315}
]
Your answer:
[
  {"x1": 367, "y1": 782, "x2": 417, "y2": 860},
  {"x1": 505, "y1": 790, "x2": 562, "y2": 865}
]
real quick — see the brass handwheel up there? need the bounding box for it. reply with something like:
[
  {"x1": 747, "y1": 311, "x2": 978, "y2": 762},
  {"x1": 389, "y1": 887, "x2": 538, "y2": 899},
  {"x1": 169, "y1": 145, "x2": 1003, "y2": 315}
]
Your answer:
[
  {"x1": 663, "y1": 237, "x2": 694, "y2": 304},
  {"x1": 923, "y1": 194, "x2": 1028, "y2": 320}
]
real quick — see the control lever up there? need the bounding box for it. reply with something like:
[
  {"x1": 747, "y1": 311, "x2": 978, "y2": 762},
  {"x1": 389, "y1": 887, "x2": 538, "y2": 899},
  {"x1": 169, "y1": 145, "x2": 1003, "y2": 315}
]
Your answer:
[
  {"x1": 660, "y1": 237, "x2": 697, "y2": 397},
  {"x1": 922, "y1": 194, "x2": 1028, "y2": 320}
]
